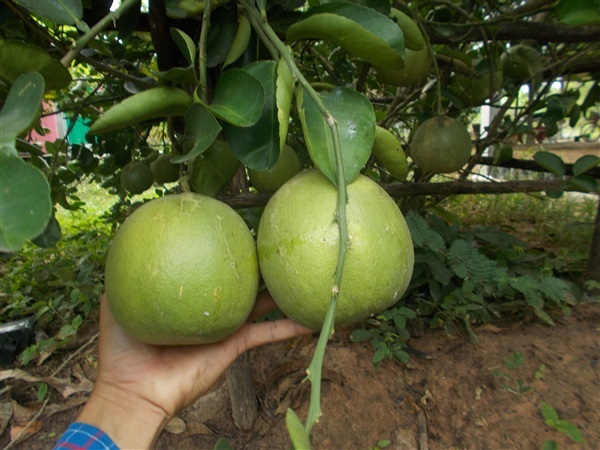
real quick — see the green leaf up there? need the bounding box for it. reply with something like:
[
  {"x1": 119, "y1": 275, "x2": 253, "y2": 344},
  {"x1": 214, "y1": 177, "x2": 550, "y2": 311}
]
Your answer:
[
  {"x1": 171, "y1": 104, "x2": 221, "y2": 163},
  {"x1": 14, "y1": 0, "x2": 83, "y2": 25},
  {"x1": 573, "y1": 154, "x2": 600, "y2": 176},
  {"x1": 350, "y1": 328, "x2": 372, "y2": 342},
  {"x1": 540, "y1": 401, "x2": 559, "y2": 425},
  {"x1": 206, "y1": 69, "x2": 265, "y2": 127},
  {"x1": 0, "y1": 152, "x2": 52, "y2": 252},
  {"x1": 0, "y1": 71, "x2": 44, "y2": 144},
  {"x1": 188, "y1": 140, "x2": 241, "y2": 198},
  {"x1": 277, "y1": 58, "x2": 295, "y2": 154},
  {"x1": 568, "y1": 174, "x2": 599, "y2": 193},
  {"x1": 298, "y1": 87, "x2": 375, "y2": 185},
  {"x1": 373, "y1": 348, "x2": 388, "y2": 364},
  {"x1": 287, "y1": 3, "x2": 405, "y2": 69},
  {"x1": 213, "y1": 438, "x2": 235, "y2": 450},
  {"x1": 534, "y1": 151, "x2": 566, "y2": 178},
  {"x1": 557, "y1": 0, "x2": 600, "y2": 26},
  {"x1": 223, "y1": 61, "x2": 280, "y2": 171},
  {"x1": 31, "y1": 216, "x2": 62, "y2": 248},
  {"x1": 207, "y1": 7, "x2": 239, "y2": 68},
  {"x1": 542, "y1": 440, "x2": 558, "y2": 450},
  {"x1": 88, "y1": 87, "x2": 193, "y2": 135},
  {"x1": 554, "y1": 420, "x2": 585, "y2": 443},
  {"x1": 286, "y1": 408, "x2": 311, "y2": 450},
  {"x1": 0, "y1": 39, "x2": 71, "y2": 91},
  {"x1": 170, "y1": 28, "x2": 196, "y2": 66}
]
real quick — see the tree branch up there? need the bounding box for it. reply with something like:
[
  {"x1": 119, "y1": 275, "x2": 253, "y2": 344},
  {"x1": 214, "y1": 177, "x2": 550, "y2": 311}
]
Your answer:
[
  {"x1": 426, "y1": 21, "x2": 600, "y2": 44},
  {"x1": 217, "y1": 179, "x2": 588, "y2": 208}
]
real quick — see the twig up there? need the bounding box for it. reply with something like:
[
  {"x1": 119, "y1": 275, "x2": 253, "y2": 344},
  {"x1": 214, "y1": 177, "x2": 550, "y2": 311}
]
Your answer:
[
  {"x1": 239, "y1": 0, "x2": 349, "y2": 436},
  {"x1": 51, "y1": 332, "x2": 99, "y2": 378},
  {"x1": 61, "y1": 0, "x2": 141, "y2": 67}
]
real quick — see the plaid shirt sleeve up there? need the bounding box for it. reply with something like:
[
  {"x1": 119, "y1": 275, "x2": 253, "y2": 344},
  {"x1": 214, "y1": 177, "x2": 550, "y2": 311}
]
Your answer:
[{"x1": 54, "y1": 422, "x2": 119, "y2": 450}]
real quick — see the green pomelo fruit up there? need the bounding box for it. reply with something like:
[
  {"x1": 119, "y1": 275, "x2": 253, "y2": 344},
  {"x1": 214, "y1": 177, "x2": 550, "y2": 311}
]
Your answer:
[
  {"x1": 502, "y1": 45, "x2": 543, "y2": 83},
  {"x1": 248, "y1": 145, "x2": 302, "y2": 192},
  {"x1": 410, "y1": 116, "x2": 473, "y2": 174},
  {"x1": 374, "y1": 47, "x2": 432, "y2": 87},
  {"x1": 104, "y1": 193, "x2": 259, "y2": 345},
  {"x1": 257, "y1": 170, "x2": 414, "y2": 330},
  {"x1": 151, "y1": 153, "x2": 180, "y2": 184},
  {"x1": 372, "y1": 126, "x2": 409, "y2": 180},
  {"x1": 449, "y1": 61, "x2": 503, "y2": 108},
  {"x1": 120, "y1": 161, "x2": 154, "y2": 195}
]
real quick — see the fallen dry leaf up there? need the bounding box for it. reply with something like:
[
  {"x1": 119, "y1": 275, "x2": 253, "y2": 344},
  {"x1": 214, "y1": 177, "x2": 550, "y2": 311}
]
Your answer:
[
  {"x1": 164, "y1": 417, "x2": 186, "y2": 434},
  {"x1": 0, "y1": 368, "x2": 93, "y2": 398},
  {"x1": 0, "y1": 401, "x2": 13, "y2": 435},
  {"x1": 10, "y1": 420, "x2": 42, "y2": 444},
  {"x1": 186, "y1": 422, "x2": 214, "y2": 436}
]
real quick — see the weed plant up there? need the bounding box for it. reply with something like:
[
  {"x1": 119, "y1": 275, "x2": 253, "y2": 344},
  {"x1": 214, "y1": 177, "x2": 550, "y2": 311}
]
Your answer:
[
  {"x1": 442, "y1": 192, "x2": 597, "y2": 280},
  {"x1": 354, "y1": 192, "x2": 595, "y2": 366}
]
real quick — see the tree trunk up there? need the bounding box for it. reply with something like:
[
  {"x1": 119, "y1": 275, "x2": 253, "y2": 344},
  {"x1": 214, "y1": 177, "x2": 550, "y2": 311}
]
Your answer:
[{"x1": 226, "y1": 354, "x2": 257, "y2": 431}]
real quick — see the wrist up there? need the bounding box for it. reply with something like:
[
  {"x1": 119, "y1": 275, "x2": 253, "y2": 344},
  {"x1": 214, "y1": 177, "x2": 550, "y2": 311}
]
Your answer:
[{"x1": 77, "y1": 381, "x2": 169, "y2": 449}]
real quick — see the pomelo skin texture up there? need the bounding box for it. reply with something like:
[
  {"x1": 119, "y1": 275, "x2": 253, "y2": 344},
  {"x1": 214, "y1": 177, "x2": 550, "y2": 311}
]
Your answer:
[
  {"x1": 410, "y1": 116, "x2": 472, "y2": 174},
  {"x1": 257, "y1": 170, "x2": 414, "y2": 330},
  {"x1": 104, "y1": 193, "x2": 259, "y2": 345}
]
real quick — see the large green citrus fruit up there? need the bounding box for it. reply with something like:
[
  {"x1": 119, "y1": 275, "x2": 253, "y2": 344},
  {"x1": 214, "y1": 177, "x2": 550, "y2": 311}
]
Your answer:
[
  {"x1": 410, "y1": 116, "x2": 472, "y2": 174},
  {"x1": 502, "y1": 44, "x2": 543, "y2": 83},
  {"x1": 104, "y1": 193, "x2": 259, "y2": 345},
  {"x1": 151, "y1": 153, "x2": 180, "y2": 184},
  {"x1": 248, "y1": 145, "x2": 302, "y2": 192},
  {"x1": 257, "y1": 170, "x2": 414, "y2": 330},
  {"x1": 120, "y1": 161, "x2": 154, "y2": 195},
  {"x1": 374, "y1": 47, "x2": 432, "y2": 87}
]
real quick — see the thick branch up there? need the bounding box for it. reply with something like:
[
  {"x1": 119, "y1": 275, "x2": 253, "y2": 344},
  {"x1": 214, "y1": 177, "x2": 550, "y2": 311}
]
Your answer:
[
  {"x1": 478, "y1": 157, "x2": 600, "y2": 178},
  {"x1": 218, "y1": 179, "x2": 585, "y2": 208},
  {"x1": 427, "y1": 21, "x2": 600, "y2": 44}
]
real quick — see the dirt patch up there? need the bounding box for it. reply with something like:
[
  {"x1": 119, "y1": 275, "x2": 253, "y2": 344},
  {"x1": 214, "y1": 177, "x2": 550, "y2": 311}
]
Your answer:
[{"x1": 1, "y1": 302, "x2": 599, "y2": 450}]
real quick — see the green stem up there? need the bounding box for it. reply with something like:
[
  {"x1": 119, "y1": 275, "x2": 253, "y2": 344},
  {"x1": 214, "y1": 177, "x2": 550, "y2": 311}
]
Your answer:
[
  {"x1": 239, "y1": 0, "x2": 349, "y2": 436},
  {"x1": 60, "y1": 0, "x2": 140, "y2": 67},
  {"x1": 198, "y1": 0, "x2": 212, "y2": 103},
  {"x1": 415, "y1": 18, "x2": 443, "y2": 116}
]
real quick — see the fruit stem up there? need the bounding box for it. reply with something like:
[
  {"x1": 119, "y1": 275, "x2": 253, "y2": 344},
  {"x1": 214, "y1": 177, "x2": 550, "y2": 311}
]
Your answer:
[
  {"x1": 198, "y1": 0, "x2": 212, "y2": 103},
  {"x1": 414, "y1": 16, "x2": 443, "y2": 116},
  {"x1": 60, "y1": 0, "x2": 140, "y2": 67},
  {"x1": 239, "y1": 0, "x2": 350, "y2": 437}
]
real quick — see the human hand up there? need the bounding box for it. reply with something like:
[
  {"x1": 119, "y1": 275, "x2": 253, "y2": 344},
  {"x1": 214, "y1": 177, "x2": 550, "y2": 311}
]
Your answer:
[{"x1": 76, "y1": 292, "x2": 312, "y2": 448}]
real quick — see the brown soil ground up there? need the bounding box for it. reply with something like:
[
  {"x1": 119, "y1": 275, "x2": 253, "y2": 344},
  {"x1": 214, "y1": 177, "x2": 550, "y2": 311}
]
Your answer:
[{"x1": 1, "y1": 301, "x2": 598, "y2": 450}]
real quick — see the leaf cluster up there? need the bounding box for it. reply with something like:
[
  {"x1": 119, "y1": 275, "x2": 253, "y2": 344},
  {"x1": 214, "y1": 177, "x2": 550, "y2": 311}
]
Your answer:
[
  {"x1": 0, "y1": 216, "x2": 110, "y2": 365},
  {"x1": 352, "y1": 209, "x2": 580, "y2": 366}
]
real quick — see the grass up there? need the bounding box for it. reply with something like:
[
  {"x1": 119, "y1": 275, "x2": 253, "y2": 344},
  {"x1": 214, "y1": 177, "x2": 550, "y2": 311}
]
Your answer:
[{"x1": 442, "y1": 192, "x2": 598, "y2": 281}]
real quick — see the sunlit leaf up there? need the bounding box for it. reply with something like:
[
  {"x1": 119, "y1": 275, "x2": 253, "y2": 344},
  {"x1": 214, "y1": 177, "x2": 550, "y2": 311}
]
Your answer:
[
  {"x1": 206, "y1": 69, "x2": 265, "y2": 127},
  {"x1": 14, "y1": 0, "x2": 83, "y2": 25},
  {"x1": 0, "y1": 39, "x2": 70, "y2": 91},
  {"x1": 286, "y1": 408, "x2": 311, "y2": 450},
  {"x1": 287, "y1": 3, "x2": 405, "y2": 69},
  {"x1": 0, "y1": 71, "x2": 44, "y2": 144},
  {"x1": 298, "y1": 87, "x2": 375, "y2": 185},
  {"x1": 171, "y1": 104, "x2": 221, "y2": 163},
  {"x1": 534, "y1": 151, "x2": 566, "y2": 178},
  {"x1": 0, "y1": 153, "x2": 52, "y2": 252},
  {"x1": 223, "y1": 61, "x2": 280, "y2": 171},
  {"x1": 170, "y1": 28, "x2": 196, "y2": 65},
  {"x1": 573, "y1": 154, "x2": 600, "y2": 176},
  {"x1": 277, "y1": 57, "x2": 295, "y2": 153}
]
